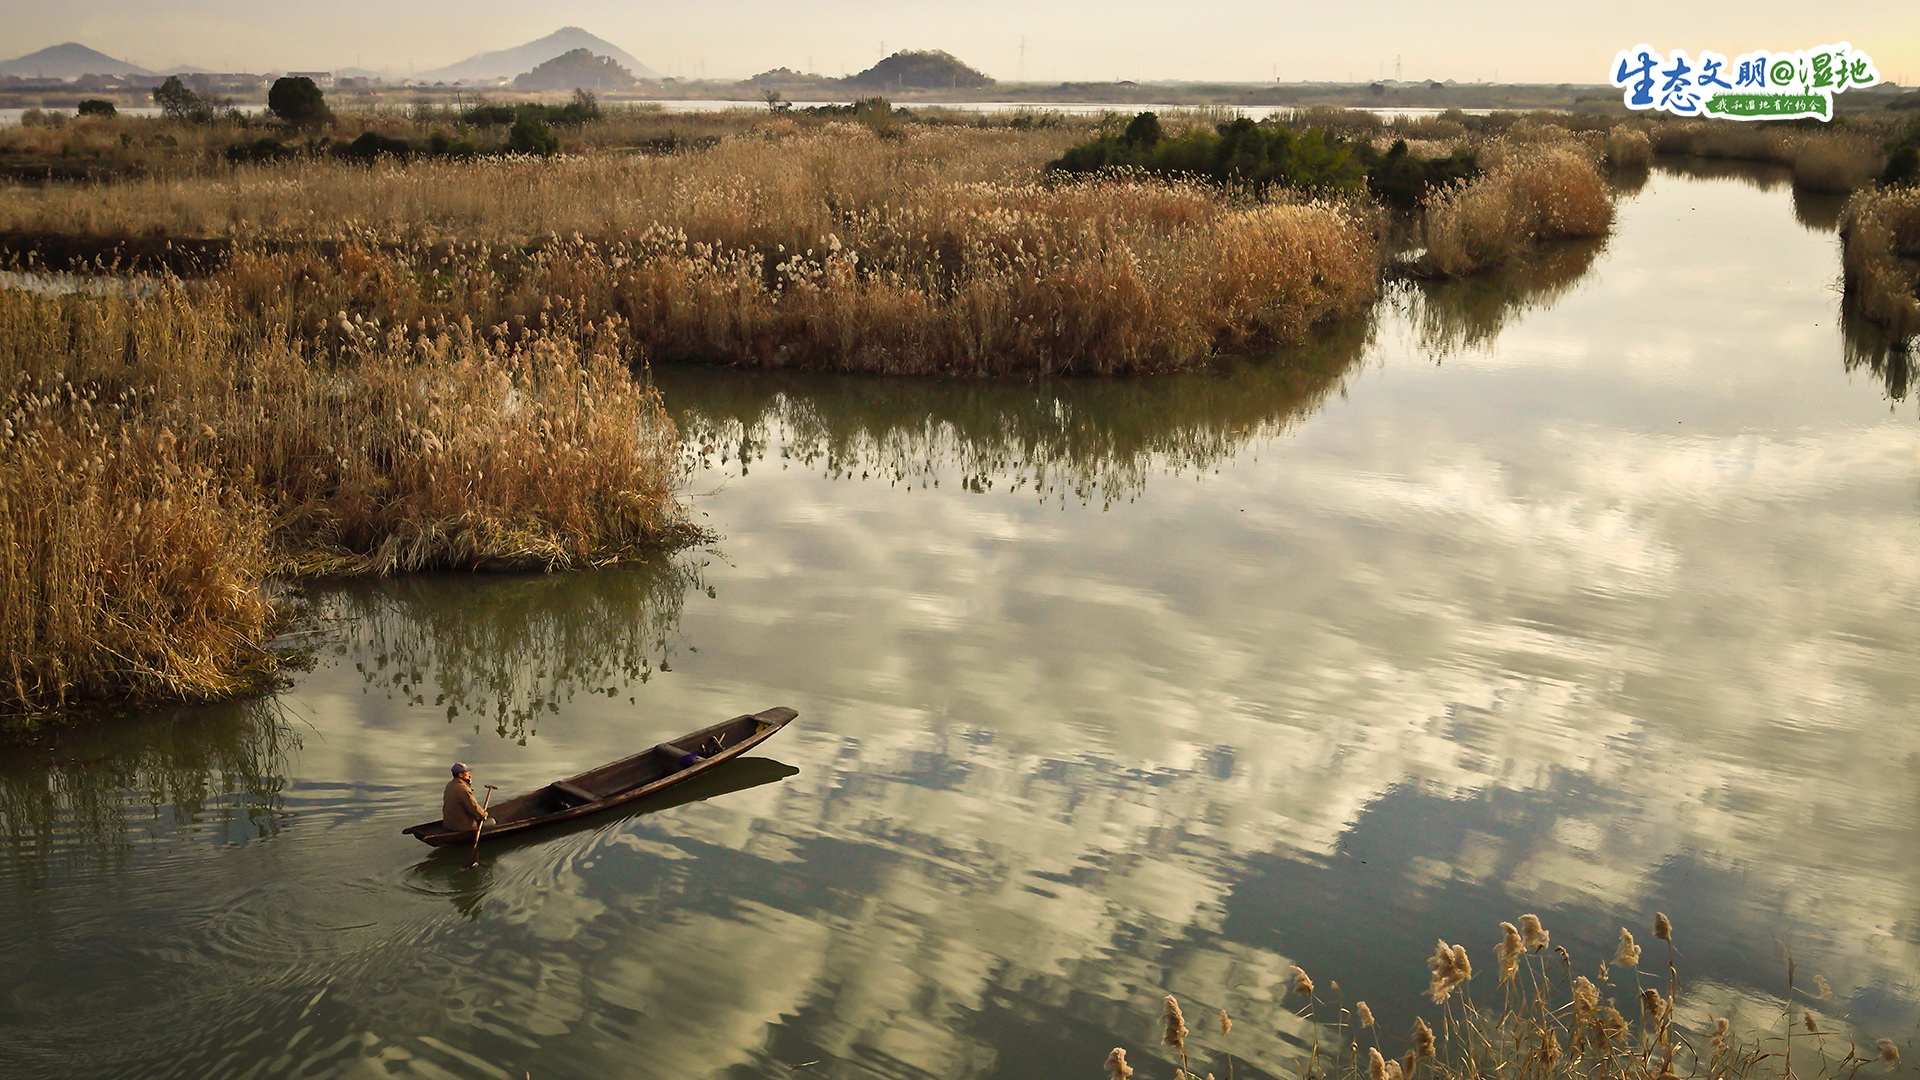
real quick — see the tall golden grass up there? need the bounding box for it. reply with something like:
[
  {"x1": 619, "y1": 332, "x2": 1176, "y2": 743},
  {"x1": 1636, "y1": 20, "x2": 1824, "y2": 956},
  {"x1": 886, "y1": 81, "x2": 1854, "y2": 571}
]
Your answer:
[
  {"x1": 1840, "y1": 186, "x2": 1920, "y2": 345},
  {"x1": 0, "y1": 286, "x2": 685, "y2": 715},
  {"x1": 1142, "y1": 913, "x2": 1902, "y2": 1080},
  {"x1": 2, "y1": 129, "x2": 1385, "y2": 375},
  {"x1": 1, "y1": 397, "x2": 275, "y2": 712},
  {"x1": 1604, "y1": 127, "x2": 1653, "y2": 173},
  {"x1": 1424, "y1": 149, "x2": 1614, "y2": 277}
]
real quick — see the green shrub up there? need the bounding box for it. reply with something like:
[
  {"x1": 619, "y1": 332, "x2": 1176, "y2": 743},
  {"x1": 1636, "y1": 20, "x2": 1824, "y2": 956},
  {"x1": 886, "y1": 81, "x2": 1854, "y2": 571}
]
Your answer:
[
  {"x1": 425, "y1": 131, "x2": 479, "y2": 157},
  {"x1": 1051, "y1": 114, "x2": 1368, "y2": 197},
  {"x1": 1052, "y1": 113, "x2": 1477, "y2": 206},
  {"x1": 226, "y1": 137, "x2": 297, "y2": 164},
  {"x1": 1884, "y1": 119, "x2": 1920, "y2": 187},
  {"x1": 461, "y1": 103, "x2": 518, "y2": 127},
  {"x1": 1358, "y1": 139, "x2": 1481, "y2": 209},
  {"x1": 344, "y1": 131, "x2": 413, "y2": 159},
  {"x1": 267, "y1": 76, "x2": 332, "y2": 128},
  {"x1": 76, "y1": 99, "x2": 117, "y2": 119},
  {"x1": 506, "y1": 116, "x2": 559, "y2": 156}
]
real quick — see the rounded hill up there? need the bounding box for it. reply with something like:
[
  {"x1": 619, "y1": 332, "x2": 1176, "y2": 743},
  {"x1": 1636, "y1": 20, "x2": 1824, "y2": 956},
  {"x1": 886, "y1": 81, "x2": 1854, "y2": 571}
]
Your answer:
[{"x1": 847, "y1": 50, "x2": 993, "y2": 90}]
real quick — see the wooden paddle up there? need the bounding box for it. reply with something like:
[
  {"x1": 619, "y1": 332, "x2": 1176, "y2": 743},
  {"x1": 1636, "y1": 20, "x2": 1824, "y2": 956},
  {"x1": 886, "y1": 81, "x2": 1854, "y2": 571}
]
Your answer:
[{"x1": 465, "y1": 784, "x2": 498, "y2": 867}]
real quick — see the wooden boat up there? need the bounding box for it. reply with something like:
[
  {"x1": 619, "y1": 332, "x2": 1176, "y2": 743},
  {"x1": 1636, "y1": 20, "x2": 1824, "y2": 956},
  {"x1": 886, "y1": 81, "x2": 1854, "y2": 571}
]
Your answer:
[{"x1": 402, "y1": 706, "x2": 797, "y2": 846}]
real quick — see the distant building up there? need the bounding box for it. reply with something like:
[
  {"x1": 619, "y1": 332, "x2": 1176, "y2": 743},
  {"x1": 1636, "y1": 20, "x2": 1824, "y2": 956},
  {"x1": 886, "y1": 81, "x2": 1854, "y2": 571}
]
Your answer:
[
  {"x1": 286, "y1": 71, "x2": 334, "y2": 88},
  {"x1": 185, "y1": 73, "x2": 267, "y2": 95}
]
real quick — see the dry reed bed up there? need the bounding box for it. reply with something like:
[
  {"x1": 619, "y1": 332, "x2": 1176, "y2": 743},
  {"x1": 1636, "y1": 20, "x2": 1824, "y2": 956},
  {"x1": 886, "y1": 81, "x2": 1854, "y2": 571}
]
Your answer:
[
  {"x1": 1649, "y1": 122, "x2": 1890, "y2": 194},
  {"x1": 1840, "y1": 186, "x2": 1920, "y2": 345},
  {"x1": 1423, "y1": 149, "x2": 1615, "y2": 277},
  {"x1": 3, "y1": 129, "x2": 1385, "y2": 375},
  {"x1": 1604, "y1": 127, "x2": 1654, "y2": 173},
  {"x1": 1131, "y1": 913, "x2": 1901, "y2": 1080},
  {"x1": 1, "y1": 287, "x2": 684, "y2": 715}
]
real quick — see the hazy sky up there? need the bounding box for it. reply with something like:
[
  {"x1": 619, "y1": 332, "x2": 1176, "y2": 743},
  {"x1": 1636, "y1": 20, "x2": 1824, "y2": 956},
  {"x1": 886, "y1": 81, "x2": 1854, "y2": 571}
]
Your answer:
[{"x1": 5, "y1": 0, "x2": 1917, "y2": 85}]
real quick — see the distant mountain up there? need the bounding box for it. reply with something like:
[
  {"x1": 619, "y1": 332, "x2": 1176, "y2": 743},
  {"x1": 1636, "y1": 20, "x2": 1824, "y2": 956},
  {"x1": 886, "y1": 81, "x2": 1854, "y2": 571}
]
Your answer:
[
  {"x1": 846, "y1": 50, "x2": 993, "y2": 91},
  {"x1": 0, "y1": 42, "x2": 152, "y2": 79},
  {"x1": 418, "y1": 27, "x2": 656, "y2": 83}
]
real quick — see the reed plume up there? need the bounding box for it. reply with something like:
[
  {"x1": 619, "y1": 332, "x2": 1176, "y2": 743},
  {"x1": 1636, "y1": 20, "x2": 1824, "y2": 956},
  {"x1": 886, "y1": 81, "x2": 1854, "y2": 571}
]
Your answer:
[
  {"x1": 1293, "y1": 966, "x2": 1317, "y2": 997},
  {"x1": 1427, "y1": 940, "x2": 1470, "y2": 1003},
  {"x1": 1878, "y1": 1038, "x2": 1901, "y2": 1068},
  {"x1": 1356, "y1": 1002, "x2": 1375, "y2": 1028},
  {"x1": 1652, "y1": 912, "x2": 1672, "y2": 943},
  {"x1": 1107, "y1": 1048, "x2": 1134, "y2": 1080},
  {"x1": 1412, "y1": 1017, "x2": 1435, "y2": 1060},
  {"x1": 1497, "y1": 922, "x2": 1524, "y2": 984},
  {"x1": 1616, "y1": 928, "x2": 1642, "y2": 969},
  {"x1": 1518, "y1": 914, "x2": 1549, "y2": 952},
  {"x1": 1163, "y1": 995, "x2": 1189, "y2": 1050}
]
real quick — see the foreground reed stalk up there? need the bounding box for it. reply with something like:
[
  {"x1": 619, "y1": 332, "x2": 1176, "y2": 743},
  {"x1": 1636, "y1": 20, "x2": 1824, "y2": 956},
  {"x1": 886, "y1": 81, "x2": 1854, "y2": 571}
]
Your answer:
[{"x1": 1140, "y1": 914, "x2": 1902, "y2": 1080}]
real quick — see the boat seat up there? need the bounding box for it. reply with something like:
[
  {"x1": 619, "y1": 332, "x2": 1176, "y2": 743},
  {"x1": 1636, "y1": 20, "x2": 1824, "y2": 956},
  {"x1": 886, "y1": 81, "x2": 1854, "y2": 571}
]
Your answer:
[{"x1": 550, "y1": 780, "x2": 598, "y2": 806}]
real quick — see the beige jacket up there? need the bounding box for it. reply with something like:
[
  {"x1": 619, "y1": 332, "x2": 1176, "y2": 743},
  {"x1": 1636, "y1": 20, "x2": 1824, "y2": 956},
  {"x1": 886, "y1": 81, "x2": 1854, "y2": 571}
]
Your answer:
[{"x1": 442, "y1": 777, "x2": 487, "y2": 831}]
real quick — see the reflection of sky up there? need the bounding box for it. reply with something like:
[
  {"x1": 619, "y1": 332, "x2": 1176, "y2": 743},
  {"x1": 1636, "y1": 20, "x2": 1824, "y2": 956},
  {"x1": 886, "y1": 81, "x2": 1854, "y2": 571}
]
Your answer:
[{"x1": 4, "y1": 166, "x2": 1920, "y2": 1078}]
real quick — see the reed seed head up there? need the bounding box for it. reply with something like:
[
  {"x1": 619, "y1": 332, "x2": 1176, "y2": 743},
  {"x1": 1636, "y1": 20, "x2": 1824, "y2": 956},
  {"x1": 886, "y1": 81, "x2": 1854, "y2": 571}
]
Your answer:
[
  {"x1": 1106, "y1": 1048, "x2": 1134, "y2": 1080},
  {"x1": 1370, "y1": 1047, "x2": 1390, "y2": 1080},
  {"x1": 1877, "y1": 1038, "x2": 1899, "y2": 1068},
  {"x1": 1599, "y1": 1006, "x2": 1629, "y2": 1046},
  {"x1": 1615, "y1": 928, "x2": 1642, "y2": 969},
  {"x1": 1357, "y1": 1001, "x2": 1376, "y2": 1028},
  {"x1": 1291, "y1": 965, "x2": 1315, "y2": 997},
  {"x1": 1804, "y1": 1012, "x2": 1821, "y2": 1034},
  {"x1": 1219, "y1": 1009, "x2": 1231, "y2": 1037},
  {"x1": 1428, "y1": 940, "x2": 1469, "y2": 1003},
  {"x1": 1498, "y1": 922, "x2": 1524, "y2": 984},
  {"x1": 1397, "y1": 1051, "x2": 1415, "y2": 1080},
  {"x1": 1413, "y1": 1017, "x2": 1436, "y2": 1059},
  {"x1": 1641, "y1": 988, "x2": 1668, "y2": 1021},
  {"x1": 1572, "y1": 976, "x2": 1600, "y2": 1018},
  {"x1": 1520, "y1": 914, "x2": 1550, "y2": 951},
  {"x1": 1652, "y1": 912, "x2": 1672, "y2": 942},
  {"x1": 1162, "y1": 995, "x2": 1188, "y2": 1051},
  {"x1": 1814, "y1": 975, "x2": 1833, "y2": 1000}
]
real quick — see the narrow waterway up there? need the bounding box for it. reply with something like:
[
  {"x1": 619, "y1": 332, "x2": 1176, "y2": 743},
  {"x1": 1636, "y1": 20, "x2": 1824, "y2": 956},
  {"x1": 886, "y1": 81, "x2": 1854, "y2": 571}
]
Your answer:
[{"x1": 3, "y1": 163, "x2": 1916, "y2": 1080}]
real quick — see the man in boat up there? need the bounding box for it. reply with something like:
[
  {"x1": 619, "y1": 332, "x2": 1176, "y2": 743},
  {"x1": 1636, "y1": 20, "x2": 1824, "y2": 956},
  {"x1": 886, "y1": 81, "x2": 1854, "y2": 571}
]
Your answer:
[{"x1": 443, "y1": 763, "x2": 492, "y2": 832}]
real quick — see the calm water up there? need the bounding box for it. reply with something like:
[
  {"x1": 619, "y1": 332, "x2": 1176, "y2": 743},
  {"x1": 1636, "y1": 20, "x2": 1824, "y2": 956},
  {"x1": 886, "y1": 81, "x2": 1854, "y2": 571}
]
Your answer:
[{"x1": 4, "y1": 165, "x2": 1918, "y2": 1079}]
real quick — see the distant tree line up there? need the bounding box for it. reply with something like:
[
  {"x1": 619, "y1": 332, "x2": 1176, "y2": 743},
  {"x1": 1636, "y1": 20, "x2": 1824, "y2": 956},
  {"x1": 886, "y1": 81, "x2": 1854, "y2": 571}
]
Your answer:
[{"x1": 1050, "y1": 112, "x2": 1480, "y2": 207}]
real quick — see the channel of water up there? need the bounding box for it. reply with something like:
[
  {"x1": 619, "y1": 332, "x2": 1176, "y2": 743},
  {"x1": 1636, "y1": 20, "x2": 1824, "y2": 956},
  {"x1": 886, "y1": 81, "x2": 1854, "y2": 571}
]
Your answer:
[{"x1": 2, "y1": 162, "x2": 1915, "y2": 1079}]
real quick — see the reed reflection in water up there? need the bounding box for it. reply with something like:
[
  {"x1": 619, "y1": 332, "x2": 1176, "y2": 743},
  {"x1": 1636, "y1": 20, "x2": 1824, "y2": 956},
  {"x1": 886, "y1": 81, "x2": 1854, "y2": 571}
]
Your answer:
[
  {"x1": 305, "y1": 557, "x2": 704, "y2": 744},
  {"x1": 660, "y1": 314, "x2": 1373, "y2": 509}
]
